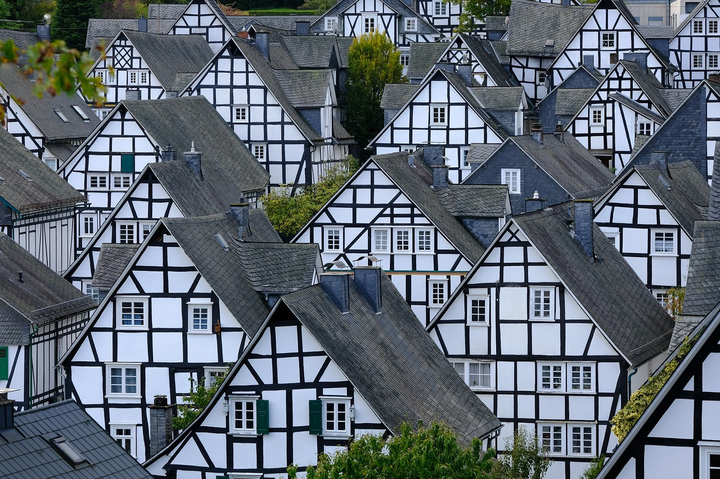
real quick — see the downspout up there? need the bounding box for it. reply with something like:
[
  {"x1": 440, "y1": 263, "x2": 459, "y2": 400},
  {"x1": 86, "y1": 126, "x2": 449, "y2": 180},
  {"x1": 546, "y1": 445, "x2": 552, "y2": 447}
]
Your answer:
[
  {"x1": 28, "y1": 325, "x2": 38, "y2": 408},
  {"x1": 627, "y1": 366, "x2": 638, "y2": 396}
]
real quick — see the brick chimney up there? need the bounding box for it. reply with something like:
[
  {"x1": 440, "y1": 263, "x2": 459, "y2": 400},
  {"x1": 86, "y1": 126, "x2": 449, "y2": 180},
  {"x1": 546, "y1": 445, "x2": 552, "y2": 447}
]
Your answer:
[
  {"x1": 184, "y1": 142, "x2": 202, "y2": 179},
  {"x1": 148, "y1": 395, "x2": 173, "y2": 456},
  {"x1": 354, "y1": 267, "x2": 382, "y2": 314},
  {"x1": 320, "y1": 273, "x2": 351, "y2": 314},
  {"x1": 572, "y1": 200, "x2": 594, "y2": 259}
]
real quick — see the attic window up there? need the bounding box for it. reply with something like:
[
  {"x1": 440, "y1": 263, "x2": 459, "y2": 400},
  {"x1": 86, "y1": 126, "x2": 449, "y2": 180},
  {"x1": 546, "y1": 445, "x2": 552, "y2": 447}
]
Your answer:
[
  {"x1": 545, "y1": 39, "x2": 554, "y2": 48},
  {"x1": 18, "y1": 169, "x2": 31, "y2": 181},
  {"x1": 54, "y1": 109, "x2": 69, "y2": 123},
  {"x1": 72, "y1": 105, "x2": 90, "y2": 122},
  {"x1": 50, "y1": 436, "x2": 86, "y2": 465}
]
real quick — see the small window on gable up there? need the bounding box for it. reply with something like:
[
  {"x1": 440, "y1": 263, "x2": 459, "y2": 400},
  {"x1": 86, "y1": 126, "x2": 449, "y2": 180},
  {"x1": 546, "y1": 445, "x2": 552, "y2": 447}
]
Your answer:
[
  {"x1": 652, "y1": 229, "x2": 676, "y2": 255},
  {"x1": 590, "y1": 107, "x2": 604, "y2": 126},
  {"x1": 709, "y1": 54, "x2": 719, "y2": 69},
  {"x1": 325, "y1": 17, "x2": 338, "y2": 31},
  {"x1": 205, "y1": 367, "x2": 226, "y2": 387},
  {"x1": 461, "y1": 147, "x2": 471, "y2": 168},
  {"x1": 88, "y1": 174, "x2": 108, "y2": 190},
  {"x1": 113, "y1": 174, "x2": 132, "y2": 189},
  {"x1": 395, "y1": 229, "x2": 411, "y2": 252},
  {"x1": 416, "y1": 229, "x2": 433, "y2": 252},
  {"x1": 117, "y1": 297, "x2": 148, "y2": 328},
  {"x1": 82, "y1": 280, "x2": 99, "y2": 303},
  {"x1": 531, "y1": 287, "x2": 554, "y2": 320},
  {"x1": 694, "y1": 53, "x2": 704, "y2": 69},
  {"x1": 468, "y1": 295, "x2": 489, "y2": 325},
  {"x1": 501, "y1": 168, "x2": 521, "y2": 194},
  {"x1": 110, "y1": 425, "x2": 136, "y2": 456},
  {"x1": 601, "y1": 31, "x2": 615, "y2": 48},
  {"x1": 80, "y1": 214, "x2": 96, "y2": 237},
  {"x1": 309, "y1": 397, "x2": 352, "y2": 437},
  {"x1": 233, "y1": 105, "x2": 248, "y2": 123},
  {"x1": 253, "y1": 144, "x2": 266, "y2": 161},
  {"x1": 373, "y1": 228, "x2": 389, "y2": 253},
  {"x1": 655, "y1": 290, "x2": 669, "y2": 308},
  {"x1": 188, "y1": 302, "x2": 212, "y2": 333},
  {"x1": 364, "y1": 16, "x2": 375, "y2": 33},
  {"x1": 324, "y1": 227, "x2": 343, "y2": 252},
  {"x1": 118, "y1": 223, "x2": 135, "y2": 244},
  {"x1": 229, "y1": 395, "x2": 269, "y2": 435},
  {"x1": 537, "y1": 70, "x2": 546, "y2": 85},
  {"x1": 405, "y1": 17, "x2": 417, "y2": 31},
  {"x1": 637, "y1": 121, "x2": 651, "y2": 136},
  {"x1": 107, "y1": 363, "x2": 140, "y2": 396},
  {"x1": 431, "y1": 105, "x2": 447, "y2": 125},
  {"x1": 434, "y1": 0, "x2": 448, "y2": 16},
  {"x1": 429, "y1": 280, "x2": 447, "y2": 307},
  {"x1": 710, "y1": 20, "x2": 718, "y2": 34},
  {"x1": 399, "y1": 49, "x2": 410, "y2": 67}
]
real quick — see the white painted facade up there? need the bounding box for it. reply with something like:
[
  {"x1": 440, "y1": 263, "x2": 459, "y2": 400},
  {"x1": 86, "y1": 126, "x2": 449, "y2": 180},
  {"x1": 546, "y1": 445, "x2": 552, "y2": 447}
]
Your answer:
[{"x1": 670, "y1": 0, "x2": 720, "y2": 88}]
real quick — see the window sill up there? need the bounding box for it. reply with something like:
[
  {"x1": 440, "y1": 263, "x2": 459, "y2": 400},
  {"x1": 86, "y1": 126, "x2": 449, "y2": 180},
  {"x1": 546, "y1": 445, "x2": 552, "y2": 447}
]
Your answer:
[
  {"x1": 322, "y1": 434, "x2": 352, "y2": 440},
  {"x1": 429, "y1": 124, "x2": 447, "y2": 128},
  {"x1": 106, "y1": 395, "x2": 141, "y2": 400},
  {"x1": 117, "y1": 326, "x2": 149, "y2": 331},
  {"x1": 470, "y1": 387, "x2": 495, "y2": 392},
  {"x1": 228, "y1": 431, "x2": 260, "y2": 437},
  {"x1": 188, "y1": 330, "x2": 212, "y2": 335},
  {"x1": 467, "y1": 322, "x2": 489, "y2": 327}
]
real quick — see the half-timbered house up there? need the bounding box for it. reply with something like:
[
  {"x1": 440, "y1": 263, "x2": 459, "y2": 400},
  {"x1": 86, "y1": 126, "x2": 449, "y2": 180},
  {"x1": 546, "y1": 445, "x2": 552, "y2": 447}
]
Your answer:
[
  {"x1": 294, "y1": 149, "x2": 511, "y2": 326},
  {"x1": 0, "y1": 63, "x2": 99, "y2": 170},
  {"x1": 370, "y1": 69, "x2": 515, "y2": 184},
  {"x1": 415, "y1": 0, "x2": 473, "y2": 36},
  {"x1": 669, "y1": 0, "x2": 720, "y2": 88},
  {"x1": 594, "y1": 160, "x2": 709, "y2": 300},
  {"x1": 427, "y1": 200, "x2": 675, "y2": 479},
  {"x1": 463, "y1": 132, "x2": 614, "y2": 215},
  {"x1": 85, "y1": 30, "x2": 213, "y2": 117},
  {"x1": 537, "y1": 64, "x2": 602, "y2": 134},
  {"x1": 0, "y1": 127, "x2": 86, "y2": 273},
  {"x1": 59, "y1": 96, "x2": 269, "y2": 252},
  {"x1": 434, "y1": 34, "x2": 520, "y2": 88},
  {"x1": 182, "y1": 37, "x2": 352, "y2": 189},
  {"x1": 0, "y1": 232, "x2": 96, "y2": 410},
  {"x1": 144, "y1": 268, "x2": 502, "y2": 478},
  {"x1": 60, "y1": 212, "x2": 321, "y2": 462},
  {"x1": 167, "y1": 0, "x2": 238, "y2": 53}
]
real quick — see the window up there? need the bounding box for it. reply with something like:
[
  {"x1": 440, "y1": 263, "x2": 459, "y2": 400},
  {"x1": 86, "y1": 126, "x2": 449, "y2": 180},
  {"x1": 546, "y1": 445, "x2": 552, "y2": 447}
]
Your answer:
[
  {"x1": 205, "y1": 367, "x2": 226, "y2": 387},
  {"x1": 686, "y1": 2, "x2": 699, "y2": 13},
  {"x1": 233, "y1": 105, "x2": 248, "y2": 123},
  {"x1": 189, "y1": 303, "x2": 211, "y2": 332},
  {"x1": 373, "y1": 228, "x2": 389, "y2": 252},
  {"x1": 117, "y1": 297, "x2": 147, "y2": 328},
  {"x1": 140, "y1": 222, "x2": 153, "y2": 241},
  {"x1": 429, "y1": 280, "x2": 446, "y2": 307},
  {"x1": 364, "y1": 16, "x2": 375, "y2": 33},
  {"x1": 88, "y1": 174, "x2": 108, "y2": 190},
  {"x1": 461, "y1": 147, "x2": 471, "y2": 168},
  {"x1": 468, "y1": 296, "x2": 489, "y2": 325},
  {"x1": 416, "y1": 229, "x2": 432, "y2": 252},
  {"x1": 107, "y1": 364, "x2": 139, "y2": 396},
  {"x1": 652, "y1": 229, "x2": 676, "y2": 255},
  {"x1": 711, "y1": 20, "x2": 719, "y2": 34},
  {"x1": 82, "y1": 280, "x2": 100, "y2": 303},
  {"x1": 539, "y1": 363, "x2": 564, "y2": 391},
  {"x1": 431, "y1": 105, "x2": 447, "y2": 125},
  {"x1": 590, "y1": 107, "x2": 604, "y2": 126},
  {"x1": 112, "y1": 174, "x2": 132, "y2": 189},
  {"x1": 325, "y1": 17, "x2": 338, "y2": 31},
  {"x1": 531, "y1": 287, "x2": 554, "y2": 319},
  {"x1": 434, "y1": 0, "x2": 447, "y2": 16},
  {"x1": 601, "y1": 228, "x2": 619, "y2": 250},
  {"x1": 253, "y1": 144, "x2": 265, "y2": 161},
  {"x1": 710, "y1": 54, "x2": 719, "y2": 69},
  {"x1": 395, "y1": 229, "x2": 411, "y2": 251},
  {"x1": 694, "y1": 19, "x2": 704, "y2": 34},
  {"x1": 452, "y1": 361, "x2": 493, "y2": 389},
  {"x1": 694, "y1": 54, "x2": 704, "y2": 69},
  {"x1": 324, "y1": 227, "x2": 342, "y2": 252},
  {"x1": 569, "y1": 364, "x2": 594, "y2": 392},
  {"x1": 110, "y1": 425, "x2": 135, "y2": 455},
  {"x1": 96, "y1": 69, "x2": 116, "y2": 85},
  {"x1": 656, "y1": 290, "x2": 669, "y2": 308},
  {"x1": 229, "y1": 396, "x2": 265, "y2": 435},
  {"x1": 80, "y1": 214, "x2": 96, "y2": 237},
  {"x1": 538, "y1": 363, "x2": 594, "y2": 393},
  {"x1": 700, "y1": 445, "x2": 720, "y2": 479},
  {"x1": 537, "y1": 70, "x2": 546, "y2": 85},
  {"x1": 118, "y1": 223, "x2": 135, "y2": 244},
  {"x1": 0, "y1": 346, "x2": 7, "y2": 380},
  {"x1": 43, "y1": 157, "x2": 57, "y2": 171},
  {"x1": 501, "y1": 169, "x2": 521, "y2": 194},
  {"x1": 570, "y1": 425, "x2": 594, "y2": 455},
  {"x1": 399, "y1": 49, "x2": 410, "y2": 67},
  {"x1": 539, "y1": 424, "x2": 594, "y2": 456},
  {"x1": 601, "y1": 31, "x2": 615, "y2": 48},
  {"x1": 637, "y1": 121, "x2": 651, "y2": 136},
  {"x1": 405, "y1": 17, "x2": 417, "y2": 31},
  {"x1": 540, "y1": 424, "x2": 564, "y2": 454},
  {"x1": 309, "y1": 398, "x2": 352, "y2": 437}
]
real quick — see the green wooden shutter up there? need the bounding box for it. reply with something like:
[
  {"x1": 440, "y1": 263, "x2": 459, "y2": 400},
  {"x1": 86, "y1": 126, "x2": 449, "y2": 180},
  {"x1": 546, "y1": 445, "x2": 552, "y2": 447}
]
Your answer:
[
  {"x1": 309, "y1": 399, "x2": 323, "y2": 435},
  {"x1": 0, "y1": 347, "x2": 7, "y2": 380},
  {"x1": 256, "y1": 399, "x2": 269, "y2": 434},
  {"x1": 120, "y1": 154, "x2": 135, "y2": 173}
]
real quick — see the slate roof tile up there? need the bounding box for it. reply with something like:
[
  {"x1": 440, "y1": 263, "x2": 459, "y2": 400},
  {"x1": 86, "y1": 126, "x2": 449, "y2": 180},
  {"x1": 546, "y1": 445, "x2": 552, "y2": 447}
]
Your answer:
[
  {"x1": 381, "y1": 84, "x2": 420, "y2": 110},
  {"x1": 92, "y1": 244, "x2": 141, "y2": 289},
  {"x1": 683, "y1": 221, "x2": 720, "y2": 317},
  {"x1": 272, "y1": 69, "x2": 333, "y2": 107},
  {"x1": 406, "y1": 42, "x2": 448, "y2": 80}
]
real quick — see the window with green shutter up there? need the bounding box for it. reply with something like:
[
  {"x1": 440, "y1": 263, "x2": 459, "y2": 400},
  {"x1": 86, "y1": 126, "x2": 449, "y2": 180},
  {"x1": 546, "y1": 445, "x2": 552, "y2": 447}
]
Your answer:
[
  {"x1": 309, "y1": 399, "x2": 323, "y2": 435},
  {"x1": 256, "y1": 399, "x2": 269, "y2": 434},
  {"x1": 0, "y1": 347, "x2": 8, "y2": 380},
  {"x1": 120, "y1": 154, "x2": 135, "y2": 173}
]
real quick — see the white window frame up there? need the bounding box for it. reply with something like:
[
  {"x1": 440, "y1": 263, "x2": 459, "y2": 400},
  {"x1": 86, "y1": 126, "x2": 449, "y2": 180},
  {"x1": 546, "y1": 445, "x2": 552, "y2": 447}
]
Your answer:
[
  {"x1": 140, "y1": 222, "x2": 154, "y2": 241},
  {"x1": 651, "y1": 229, "x2": 676, "y2": 256},
  {"x1": 204, "y1": 367, "x2": 227, "y2": 387},
  {"x1": 233, "y1": 105, "x2": 248, "y2": 123},
  {"x1": 452, "y1": 360, "x2": 494, "y2": 390},
  {"x1": 539, "y1": 423, "x2": 595, "y2": 456},
  {"x1": 569, "y1": 424, "x2": 594, "y2": 456},
  {"x1": 694, "y1": 19, "x2": 704, "y2": 34},
  {"x1": 538, "y1": 363, "x2": 564, "y2": 392},
  {"x1": 110, "y1": 424, "x2": 136, "y2": 457},
  {"x1": 568, "y1": 363, "x2": 595, "y2": 393},
  {"x1": 429, "y1": 280, "x2": 447, "y2": 307},
  {"x1": 430, "y1": 105, "x2": 447, "y2": 126},
  {"x1": 324, "y1": 227, "x2": 343, "y2": 252},
  {"x1": 530, "y1": 287, "x2": 555, "y2": 320},
  {"x1": 467, "y1": 295, "x2": 490, "y2": 326},
  {"x1": 325, "y1": 17, "x2": 338, "y2": 31},
  {"x1": 694, "y1": 53, "x2": 704, "y2": 69},
  {"x1": 601, "y1": 227, "x2": 620, "y2": 250},
  {"x1": 637, "y1": 120, "x2": 651, "y2": 136},
  {"x1": 710, "y1": 19, "x2": 719, "y2": 34},
  {"x1": 404, "y1": 17, "x2": 417, "y2": 31},
  {"x1": 589, "y1": 106, "x2": 604, "y2": 126},
  {"x1": 434, "y1": 0, "x2": 448, "y2": 16},
  {"x1": 710, "y1": 54, "x2": 719, "y2": 69},
  {"x1": 88, "y1": 174, "x2": 108, "y2": 190},
  {"x1": 79, "y1": 213, "x2": 96, "y2": 237},
  {"x1": 252, "y1": 144, "x2": 266, "y2": 161},
  {"x1": 416, "y1": 228, "x2": 433, "y2": 253},
  {"x1": 188, "y1": 302, "x2": 213, "y2": 333},
  {"x1": 394, "y1": 228, "x2": 411, "y2": 252},
  {"x1": 229, "y1": 395, "x2": 259, "y2": 436},
  {"x1": 97, "y1": 69, "x2": 116, "y2": 85},
  {"x1": 601, "y1": 31, "x2": 615, "y2": 48},
  {"x1": 399, "y1": 48, "x2": 410, "y2": 67},
  {"x1": 117, "y1": 222, "x2": 136, "y2": 244},
  {"x1": 536, "y1": 70, "x2": 546, "y2": 85},
  {"x1": 106, "y1": 363, "x2": 140, "y2": 397},
  {"x1": 363, "y1": 15, "x2": 376, "y2": 33},
  {"x1": 117, "y1": 297, "x2": 148, "y2": 329},
  {"x1": 501, "y1": 168, "x2": 521, "y2": 194},
  {"x1": 112, "y1": 173, "x2": 132, "y2": 189},
  {"x1": 539, "y1": 423, "x2": 564, "y2": 455},
  {"x1": 372, "y1": 227, "x2": 390, "y2": 253},
  {"x1": 321, "y1": 397, "x2": 352, "y2": 437},
  {"x1": 655, "y1": 290, "x2": 669, "y2": 309},
  {"x1": 461, "y1": 146, "x2": 471, "y2": 169},
  {"x1": 700, "y1": 443, "x2": 720, "y2": 479},
  {"x1": 82, "y1": 280, "x2": 99, "y2": 303}
]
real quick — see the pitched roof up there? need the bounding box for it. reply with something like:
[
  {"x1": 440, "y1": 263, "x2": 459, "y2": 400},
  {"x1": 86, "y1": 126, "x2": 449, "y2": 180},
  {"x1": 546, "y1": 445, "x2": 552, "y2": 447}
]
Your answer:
[
  {"x1": 122, "y1": 30, "x2": 214, "y2": 92},
  {"x1": 84, "y1": 18, "x2": 175, "y2": 53},
  {"x1": 272, "y1": 69, "x2": 333, "y2": 108},
  {"x1": 682, "y1": 221, "x2": 720, "y2": 317},
  {"x1": 618, "y1": 60, "x2": 674, "y2": 116},
  {"x1": 92, "y1": 244, "x2": 141, "y2": 289},
  {"x1": 457, "y1": 34, "x2": 517, "y2": 87},
  {"x1": 470, "y1": 86, "x2": 524, "y2": 111},
  {"x1": 434, "y1": 184, "x2": 509, "y2": 217},
  {"x1": 230, "y1": 15, "x2": 319, "y2": 33},
  {"x1": 0, "y1": 128, "x2": 84, "y2": 213},
  {"x1": 0, "y1": 29, "x2": 42, "y2": 51},
  {"x1": 466, "y1": 143, "x2": 501, "y2": 166},
  {"x1": 672, "y1": 0, "x2": 712, "y2": 37},
  {"x1": 608, "y1": 92, "x2": 666, "y2": 124},
  {"x1": 0, "y1": 232, "x2": 95, "y2": 344},
  {"x1": 235, "y1": 241, "x2": 320, "y2": 295},
  {"x1": 281, "y1": 272, "x2": 501, "y2": 443},
  {"x1": 1, "y1": 400, "x2": 154, "y2": 478},
  {"x1": 555, "y1": 88, "x2": 596, "y2": 116},
  {"x1": 406, "y1": 42, "x2": 448, "y2": 80},
  {"x1": 380, "y1": 83, "x2": 420, "y2": 110},
  {"x1": 0, "y1": 63, "x2": 100, "y2": 142},
  {"x1": 279, "y1": 34, "x2": 340, "y2": 69},
  {"x1": 513, "y1": 203, "x2": 674, "y2": 365}
]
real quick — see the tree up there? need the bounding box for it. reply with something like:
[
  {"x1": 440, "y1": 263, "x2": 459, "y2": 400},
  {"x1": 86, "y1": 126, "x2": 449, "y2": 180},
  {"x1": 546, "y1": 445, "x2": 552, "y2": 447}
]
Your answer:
[
  {"x1": 297, "y1": 0, "x2": 335, "y2": 11},
  {"x1": 52, "y1": 0, "x2": 101, "y2": 50},
  {"x1": 490, "y1": 426, "x2": 551, "y2": 479},
  {"x1": 344, "y1": 30, "x2": 406, "y2": 152},
  {"x1": 173, "y1": 370, "x2": 228, "y2": 431},
  {"x1": 449, "y1": 0, "x2": 511, "y2": 32}
]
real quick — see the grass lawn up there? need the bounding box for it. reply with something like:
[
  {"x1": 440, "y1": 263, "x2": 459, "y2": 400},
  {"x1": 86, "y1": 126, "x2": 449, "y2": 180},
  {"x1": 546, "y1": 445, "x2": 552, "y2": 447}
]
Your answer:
[{"x1": 246, "y1": 8, "x2": 320, "y2": 15}]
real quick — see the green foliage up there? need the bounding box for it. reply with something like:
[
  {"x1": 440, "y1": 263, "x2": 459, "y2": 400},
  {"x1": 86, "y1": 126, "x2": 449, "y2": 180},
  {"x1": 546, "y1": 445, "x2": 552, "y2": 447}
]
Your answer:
[
  {"x1": 611, "y1": 331, "x2": 702, "y2": 442},
  {"x1": 449, "y1": 0, "x2": 511, "y2": 31},
  {"x1": 289, "y1": 422, "x2": 497, "y2": 479},
  {"x1": 344, "y1": 30, "x2": 406, "y2": 151},
  {"x1": 52, "y1": 0, "x2": 102, "y2": 50},
  {"x1": 172, "y1": 369, "x2": 229, "y2": 431},
  {"x1": 580, "y1": 456, "x2": 605, "y2": 479},
  {"x1": 665, "y1": 287, "x2": 685, "y2": 319},
  {"x1": 297, "y1": 0, "x2": 335, "y2": 11},
  {"x1": 490, "y1": 426, "x2": 551, "y2": 479},
  {"x1": 261, "y1": 157, "x2": 358, "y2": 240}
]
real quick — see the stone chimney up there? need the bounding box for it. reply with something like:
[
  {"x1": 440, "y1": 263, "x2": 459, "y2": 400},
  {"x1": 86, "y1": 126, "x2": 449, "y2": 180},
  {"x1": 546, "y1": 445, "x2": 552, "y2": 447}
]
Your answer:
[
  {"x1": 184, "y1": 142, "x2": 202, "y2": 179},
  {"x1": 530, "y1": 123, "x2": 543, "y2": 144},
  {"x1": 227, "y1": 201, "x2": 250, "y2": 240},
  {"x1": 432, "y1": 165, "x2": 449, "y2": 189},
  {"x1": 354, "y1": 267, "x2": 382, "y2": 314},
  {"x1": 125, "y1": 89, "x2": 141, "y2": 101},
  {"x1": 161, "y1": 145, "x2": 176, "y2": 162},
  {"x1": 148, "y1": 395, "x2": 173, "y2": 456},
  {"x1": 296, "y1": 21, "x2": 310, "y2": 36},
  {"x1": 255, "y1": 32, "x2": 270, "y2": 61},
  {"x1": 525, "y1": 191, "x2": 546, "y2": 213},
  {"x1": 709, "y1": 141, "x2": 720, "y2": 220},
  {"x1": 423, "y1": 145, "x2": 445, "y2": 166},
  {"x1": 138, "y1": 15, "x2": 148, "y2": 32},
  {"x1": 572, "y1": 200, "x2": 594, "y2": 259},
  {"x1": 320, "y1": 273, "x2": 351, "y2": 314},
  {"x1": 0, "y1": 398, "x2": 14, "y2": 430}
]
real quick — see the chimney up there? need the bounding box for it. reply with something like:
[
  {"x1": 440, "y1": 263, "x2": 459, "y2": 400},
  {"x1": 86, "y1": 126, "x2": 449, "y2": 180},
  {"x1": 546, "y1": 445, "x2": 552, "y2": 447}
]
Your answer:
[
  {"x1": 408, "y1": 154, "x2": 415, "y2": 167},
  {"x1": 525, "y1": 191, "x2": 546, "y2": 213},
  {"x1": 36, "y1": 23, "x2": 50, "y2": 42},
  {"x1": 572, "y1": 200, "x2": 594, "y2": 259},
  {"x1": 138, "y1": 15, "x2": 148, "y2": 32},
  {"x1": 161, "y1": 145, "x2": 176, "y2": 162},
  {"x1": 423, "y1": 145, "x2": 445, "y2": 166},
  {"x1": 530, "y1": 123, "x2": 543, "y2": 144},
  {"x1": 0, "y1": 398, "x2": 14, "y2": 430},
  {"x1": 583, "y1": 55, "x2": 595, "y2": 71},
  {"x1": 255, "y1": 32, "x2": 270, "y2": 61},
  {"x1": 165, "y1": 91, "x2": 178, "y2": 99},
  {"x1": 710, "y1": 73, "x2": 720, "y2": 83},
  {"x1": 184, "y1": 142, "x2": 202, "y2": 179},
  {"x1": 623, "y1": 52, "x2": 648, "y2": 74},
  {"x1": 354, "y1": 267, "x2": 382, "y2": 314},
  {"x1": 650, "y1": 151, "x2": 669, "y2": 176},
  {"x1": 432, "y1": 165, "x2": 449, "y2": 189},
  {"x1": 227, "y1": 201, "x2": 250, "y2": 240},
  {"x1": 457, "y1": 63, "x2": 473, "y2": 86},
  {"x1": 296, "y1": 21, "x2": 310, "y2": 36},
  {"x1": 148, "y1": 395, "x2": 173, "y2": 456},
  {"x1": 320, "y1": 273, "x2": 351, "y2": 314},
  {"x1": 125, "y1": 89, "x2": 141, "y2": 101},
  {"x1": 708, "y1": 141, "x2": 720, "y2": 220},
  {"x1": 553, "y1": 121, "x2": 564, "y2": 144}
]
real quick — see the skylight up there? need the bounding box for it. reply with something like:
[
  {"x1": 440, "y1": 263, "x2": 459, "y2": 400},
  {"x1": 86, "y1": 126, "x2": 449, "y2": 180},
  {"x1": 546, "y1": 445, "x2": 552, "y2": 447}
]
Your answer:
[
  {"x1": 50, "y1": 436, "x2": 86, "y2": 465},
  {"x1": 72, "y1": 105, "x2": 90, "y2": 121},
  {"x1": 54, "y1": 109, "x2": 69, "y2": 123}
]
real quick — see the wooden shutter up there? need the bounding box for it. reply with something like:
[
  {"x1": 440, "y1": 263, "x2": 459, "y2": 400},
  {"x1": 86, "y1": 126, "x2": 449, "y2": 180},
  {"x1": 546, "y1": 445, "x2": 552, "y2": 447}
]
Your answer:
[
  {"x1": 120, "y1": 154, "x2": 135, "y2": 173},
  {"x1": 0, "y1": 347, "x2": 7, "y2": 380},
  {"x1": 309, "y1": 399, "x2": 323, "y2": 435},
  {"x1": 256, "y1": 399, "x2": 269, "y2": 434}
]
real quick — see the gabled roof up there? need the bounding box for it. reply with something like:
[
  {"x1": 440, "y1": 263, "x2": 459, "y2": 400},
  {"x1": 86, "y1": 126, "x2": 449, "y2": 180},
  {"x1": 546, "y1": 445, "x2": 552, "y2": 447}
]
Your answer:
[
  {"x1": 406, "y1": 42, "x2": 447, "y2": 81},
  {"x1": 120, "y1": 30, "x2": 214, "y2": 92},
  {"x1": 618, "y1": 60, "x2": 674, "y2": 116},
  {"x1": 0, "y1": 232, "x2": 95, "y2": 345},
  {"x1": 235, "y1": 241, "x2": 321, "y2": 295},
  {"x1": 173, "y1": 0, "x2": 238, "y2": 37},
  {"x1": 279, "y1": 34, "x2": 341, "y2": 69},
  {"x1": 453, "y1": 34, "x2": 518, "y2": 87},
  {"x1": 230, "y1": 15, "x2": 319, "y2": 33},
  {"x1": 470, "y1": 86, "x2": 525, "y2": 111},
  {"x1": 514, "y1": 203, "x2": 674, "y2": 365},
  {"x1": 0, "y1": 63, "x2": 100, "y2": 142},
  {"x1": 608, "y1": 92, "x2": 666, "y2": 124},
  {"x1": 272, "y1": 69, "x2": 333, "y2": 108},
  {"x1": 0, "y1": 128, "x2": 84, "y2": 213},
  {"x1": 85, "y1": 18, "x2": 175, "y2": 52},
  {"x1": 466, "y1": 143, "x2": 501, "y2": 165},
  {"x1": 380, "y1": 84, "x2": 420, "y2": 110},
  {"x1": 434, "y1": 184, "x2": 510, "y2": 218},
  {"x1": 555, "y1": 88, "x2": 596, "y2": 116},
  {"x1": 2, "y1": 400, "x2": 153, "y2": 478},
  {"x1": 91, "y1": 244, "x2": 141, "y2": 290},
  {"x1": 682, "y1": 221, "x2": 720, "y2": 317},
  {"x1": 311, "y1": 0, "x2": 437, "y2": 34},
  {"x1": 672, "y1": 0, "x2": 713, "y2": 37},
  {"x1": 0, "y1": 29, "x2": 42, "y2": 51}
]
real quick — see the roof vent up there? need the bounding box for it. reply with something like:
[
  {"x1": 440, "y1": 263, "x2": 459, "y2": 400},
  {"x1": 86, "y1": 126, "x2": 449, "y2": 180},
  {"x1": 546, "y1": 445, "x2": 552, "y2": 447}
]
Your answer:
[
  {"x1": 18, "y1": 170, "x2": 30, "y2": 181},
  {"x1": 545, "y1": 39, "x2": 555, "y2": 48},
  {"x1": 214, "y1": 233, "x2": 229, "y2": 251}
]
